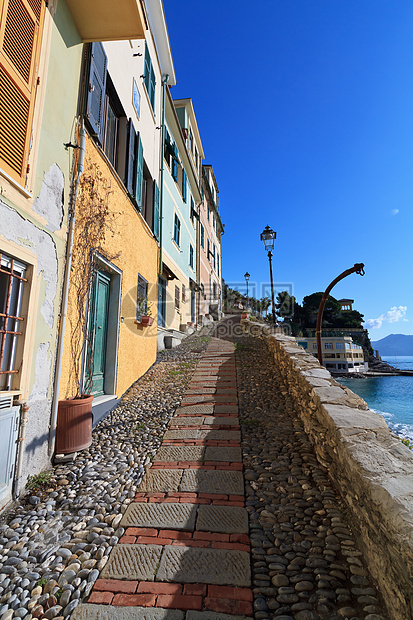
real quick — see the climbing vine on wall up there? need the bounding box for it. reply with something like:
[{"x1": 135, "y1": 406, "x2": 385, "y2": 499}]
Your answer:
[{"x1": 67, "y1": 157, "x2": 120, "y2": 398}]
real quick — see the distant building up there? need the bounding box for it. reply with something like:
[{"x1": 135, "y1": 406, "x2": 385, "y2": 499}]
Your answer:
[
  {"x1": 338, "y1": 299, "x2": 354, "y2": 311},
  {"x1": 199, "y1": 164, "x2": 224, "y2": 323},
  {"x1": 296, "y1": 336, "x2": 368, "y2": 373},
  {"x1": 157, "y1": 94, "x2": 203, "y2": 350}
]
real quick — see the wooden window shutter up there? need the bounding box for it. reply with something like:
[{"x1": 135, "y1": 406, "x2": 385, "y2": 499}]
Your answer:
[
  {"x1": 153, "y1": 179, "x2": 159, "y2": 240},
  {"x1": 85, "y1": 42, "x2": 107, "y2": 146},
  {"x1": 182, "y1": 169, "x2": 187, "y2": 202},
  {"x1": 135, "y1": 131, "x2": 144, "y2": 209},
  {"x1": 149, "y1": 62, "x2": 155, "y2": 110},
  {"x1": 172, "y1": 143, "x2": 178, "y2": 181},
  {"x1": 125, "y1": 118, "x2": 136, "y2": 196},
  {"x1": 0, "y1": 0, "x2": 45, "y2": 183}
]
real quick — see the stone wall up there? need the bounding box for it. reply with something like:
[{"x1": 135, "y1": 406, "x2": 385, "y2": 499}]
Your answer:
[{"x1": 242, "y1": 321, "x2": 413, "y2": 620}]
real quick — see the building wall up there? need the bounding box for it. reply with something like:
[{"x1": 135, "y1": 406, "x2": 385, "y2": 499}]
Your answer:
[
  {"x1": 198, "y1": 166, "x2": 223, "y2": 321},
  {"x1": 59, "y1": 135, "x2": 158, "y2": 400},
  {"x1": 0, "y1": 0, "x2": 83, "y2": 489}
]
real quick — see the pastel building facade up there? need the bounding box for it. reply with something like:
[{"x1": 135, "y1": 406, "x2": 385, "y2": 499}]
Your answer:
[
  {"x1": 198, "y1": 165, "x2": 224, "y2": 322},
  {"x1": 157, "y1": 94, "x2": 203, "y2": 349},
  {"x1": 59, "y1": 2, "x2": 176, "y2": 421},
  {"x1": 296, "y1": 336, "x2": 368, "y2": 373}
]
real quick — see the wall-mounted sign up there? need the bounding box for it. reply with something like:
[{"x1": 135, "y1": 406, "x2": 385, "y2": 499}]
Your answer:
[{"x1": 133, "y1": 79, "x2": 140, "y2": 118}]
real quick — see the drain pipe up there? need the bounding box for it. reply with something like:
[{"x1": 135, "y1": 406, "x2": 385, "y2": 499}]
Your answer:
[
  {"x1": 13, "y1": 400, "x2": 29, "y2": 499},
  {"x1": 48, "y1": 118, "x2": 86, "y2": 457},
  {"x1": 158, "y1": 74, "x2": 169, "y2": 276}
]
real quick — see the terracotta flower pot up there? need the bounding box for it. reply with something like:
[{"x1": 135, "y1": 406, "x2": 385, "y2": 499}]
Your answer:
[
  {"x1": 55, "y1": 395, "x2": 93, "y2": 454},
  {"x1": 141, "y1": 316, "x2": 154, "y2": 326}
]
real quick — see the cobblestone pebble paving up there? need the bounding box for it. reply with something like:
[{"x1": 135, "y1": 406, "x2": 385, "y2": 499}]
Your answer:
[{"x1": 236, "y1": 335, "x2": 386, "y2": 620}]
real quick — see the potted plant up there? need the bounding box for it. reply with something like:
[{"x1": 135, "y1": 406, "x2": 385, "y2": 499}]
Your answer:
[{"x1": 137, "y1": 297, "x2": 154, "y2": 326}]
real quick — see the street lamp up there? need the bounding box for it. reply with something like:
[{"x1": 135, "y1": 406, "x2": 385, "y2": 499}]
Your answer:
[
  {"x1": 244, "y1": 272, "x2": 250, "y2": 310},
  {"x1": 260, "y1": 225, "x2": 277, "y2": 324}
]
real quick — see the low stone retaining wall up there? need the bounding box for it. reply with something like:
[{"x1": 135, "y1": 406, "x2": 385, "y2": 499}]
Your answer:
[{"x1": 242, "y1": 320, "x2": 413, "y2": 620}]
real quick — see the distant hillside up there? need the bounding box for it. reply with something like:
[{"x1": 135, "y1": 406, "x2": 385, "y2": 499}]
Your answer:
[{"x1": 371, "y1": 334, "x2": 413, "y2": 356}]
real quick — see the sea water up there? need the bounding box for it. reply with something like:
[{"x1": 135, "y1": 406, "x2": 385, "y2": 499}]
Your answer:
[{"x1": 338, "y1": 356, "x2": 413, "y2": 441}]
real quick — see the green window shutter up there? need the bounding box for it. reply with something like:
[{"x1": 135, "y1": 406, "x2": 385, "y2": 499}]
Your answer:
[
  {"x1": 144, "y1": 42, "x2": 155, "y2": 111},
  {"x1": 182, "y1": 170, "x2": 187, "y2": 202},
  {"x1": 149, "y1": 64, "x2": 156, "y2": 110},
  {"x1": 144, "y1": 42, "x2": 151, "y2": 95},
  {"x1": 135, "y1": 132, "x2": 144, "y2": 209},
  {"x1": 125, "y1": 118, "x2": 136, "y2": 196},
  {"x1": 153, "y1": 180, "x2": 160, "y2": 239},
  {"x1": 85, "y1": 42, "x2": 107, "y2": 146},
  {"x1": 172, "y1": 144, "x2": 178, "y2": 181}
]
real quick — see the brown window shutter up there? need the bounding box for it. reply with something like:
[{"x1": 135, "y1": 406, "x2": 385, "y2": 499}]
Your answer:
[{"x1": 0, "y1": 0, "x2": 45, "y2": 183}]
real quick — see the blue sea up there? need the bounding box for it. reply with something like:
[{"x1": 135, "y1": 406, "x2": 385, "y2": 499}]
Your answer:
[{"x1": 338, "y1": 356, "x2": 413, "y2": 441}]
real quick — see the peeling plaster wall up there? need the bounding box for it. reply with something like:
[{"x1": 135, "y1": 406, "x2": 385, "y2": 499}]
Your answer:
[
  {"x1": 0, "y1": 200, "x2": 60, "y2": 483},
  {"x1": 242, "y1": 320, "x2": 413, "y2": 620},
  {"x1": 33, "y1": 163, "x2": 65, "y2": 232}
]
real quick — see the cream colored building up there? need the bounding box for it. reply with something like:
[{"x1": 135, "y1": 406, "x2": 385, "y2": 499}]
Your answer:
[
  {"x1": 296, "y1": 336, "x2": 368, "y2": 373},
  {"x1": 198, "y1": 165, "x2": 224, "y2": 323}
]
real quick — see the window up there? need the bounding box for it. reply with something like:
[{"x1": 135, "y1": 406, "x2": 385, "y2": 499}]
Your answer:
[
  {"x1": 217, "y1": 253, "x2": 220, "y2": 276},
  {"x1": 200, "y1": 224, "x2": 205, "y2": 249},
  {"x1": 213, "y1": 282, "x2": 217, "y2": 299},
  {"x1": 298, "y1": 342, "x2": 308, "y2": 349},
  {"x1": 175, "y1": 285, "x2": 180, "y2": 309},
  {"x1": 189, "y1": 129, "x2": 194, "y2": 153},
  {"x1": 313, "y1": 343, "x2": 317, "y2": 350},
  {"x1": 143, "y1": 42, "x2": 156, "y2": 112},
  {"x1": 324, "y1": 343, "x2": 333, "y2": 350},
  {"x1": 102, "y1": 74, "x2": 125, "y2": 168},
  {"x1": 0, "y1": 253, "x2": 27, "y2": 391},
  {"x1": 345, "y1": 343, "x2": 351, "y2": 350},
  {"x1": 212, "y1": 244, "x2": 216, "y2": 269},
  {"x1": 189, "y1": 245, "x2": 194, "y2": 269},
  {"x1": 136, "y1": 274, "x2": 148, "y2": 319},
  {"x1": 207, "y1": 239, "x2": 211, "y2": 260},
  {"x1": 174, "y1": 214, "x2": 181, "y2": 246},
  {"x1": 336, "y1": 342, "x2": 344, "y2": 349},
  {"x1": 182, "y1": 284, "x2": 186, "y2": 303},
  {"x1": 0, "y1": 0, "x2": 45, "y2": 184},
  {"x1": 124, "y1": 118, "x2": 144, "y2": 209}
]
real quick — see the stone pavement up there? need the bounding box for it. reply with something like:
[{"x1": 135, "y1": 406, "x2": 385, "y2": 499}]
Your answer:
[{"x1": 72, "y1": 340, "x2": 254, "y2": 620}]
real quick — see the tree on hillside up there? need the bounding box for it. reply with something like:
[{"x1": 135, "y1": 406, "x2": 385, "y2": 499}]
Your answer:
[{"x1": 301, "y1": 292, "x2": 342, "y2": 327}]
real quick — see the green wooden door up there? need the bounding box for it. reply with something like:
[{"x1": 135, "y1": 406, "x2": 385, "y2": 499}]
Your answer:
[{"x1": 88, "y1": 270, "x2": 110, "y2": 395}]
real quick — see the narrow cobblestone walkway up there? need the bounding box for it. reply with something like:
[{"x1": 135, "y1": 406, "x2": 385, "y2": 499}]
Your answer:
[
  {"x1": 73, "y1": 339, "x2": 253, "y2": 620},
  {"x1": 71, "y1": 334, "x2": 387, "y2": 620}
]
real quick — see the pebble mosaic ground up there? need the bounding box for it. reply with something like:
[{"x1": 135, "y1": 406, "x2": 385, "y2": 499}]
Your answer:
[{"x1": 0, "y1": 327, "x2": 387, "y2": 620}]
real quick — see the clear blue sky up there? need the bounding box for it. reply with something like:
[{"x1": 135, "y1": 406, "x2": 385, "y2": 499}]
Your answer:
[{"x1": 164, "y1": 0, "x2": 413, "y2": 341}]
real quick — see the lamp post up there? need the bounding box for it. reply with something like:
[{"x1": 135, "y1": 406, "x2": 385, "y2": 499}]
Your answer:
[
  {"x1": 244, "y1": 272, "x2": 250, "y2": 311},
  {"x1": 260, "y1": 225, "x2": 277, "y2": 325}
]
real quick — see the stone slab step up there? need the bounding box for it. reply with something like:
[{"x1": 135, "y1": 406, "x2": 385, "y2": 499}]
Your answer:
[
  {"x1": 163, "y1": 430, "x2": 240, "y2": 442},
  {"x1": 157, "y1": 545, "x2": 250, "y2": 586},
  {"x1": 121, "y1": 503, "x2": 248, "y2": 534},
  {"x1": 121, "y1": 502, "x2": 197, "y2": 530},
  {"x1": 100, "y1": 544, "x2": 250, "y2": 586},
  {"x1": 139, "y1": 469, "x2": 244, "y2": 495},
  {"x1": 154, "y1": 446, "x2": 242, "y2": 463},
  {"x1": 72, "y1": 607, "x2": 250, "y2": 620}
]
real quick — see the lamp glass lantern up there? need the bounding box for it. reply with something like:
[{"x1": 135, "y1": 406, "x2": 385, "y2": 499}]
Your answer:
[
  {"x1": 260, "y1": 225, "x2": 276, "y2": 252},
  {"x1": 244, "y1": 272, "x2": 250, "y2": 282}
]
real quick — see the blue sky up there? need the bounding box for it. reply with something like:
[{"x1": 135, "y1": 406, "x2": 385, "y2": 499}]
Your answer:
[{"x1": 164, "y1": 0, "x2": 413, "y2": 341}]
